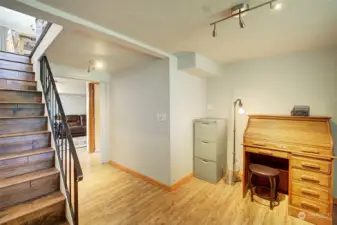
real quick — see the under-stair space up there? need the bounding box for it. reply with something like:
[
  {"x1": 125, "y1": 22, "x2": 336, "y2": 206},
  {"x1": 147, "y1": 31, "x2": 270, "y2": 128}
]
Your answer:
[{"x1": 0, "y1": 51, "x2": 69, "y2": 225}]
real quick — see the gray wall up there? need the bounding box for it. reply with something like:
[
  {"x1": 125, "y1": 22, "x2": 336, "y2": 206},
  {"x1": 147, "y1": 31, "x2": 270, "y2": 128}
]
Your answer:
[{"x1": 110, "y1": 59, "x2": 171, "y2": 185}]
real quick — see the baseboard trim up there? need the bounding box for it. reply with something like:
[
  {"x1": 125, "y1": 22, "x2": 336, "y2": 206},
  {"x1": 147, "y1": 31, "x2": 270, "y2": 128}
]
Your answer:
[
  {"x1": 170, "y1": 173, "x2": 194, "y2": 191},
  {"x1": 109, "y1": 161, "x2": 193, "y2": 191}
]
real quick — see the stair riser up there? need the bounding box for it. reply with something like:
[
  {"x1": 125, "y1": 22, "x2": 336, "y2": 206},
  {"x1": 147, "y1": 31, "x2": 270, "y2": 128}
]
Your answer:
[
  {"x1": 0, "y1": 69, "x2": 34, "y2": 81},
  {"x1": 0, "y1": 60, "x2": 33, "y2": 72},
  {"x1": 0, "y1": 103, "x2": 44, "y2": 117},
  {"x1": 0, "y1": 152, "x2": 54, "y2": 179},
  {"x1": 5, "y1": 200, "x2": 66, "y2": 225},
  {"x1": 0, "y1": 133, "x2": 50, "y2": 154},
  {"x1": 0, "y1": 52, "x2": 30, "y2": 64},
  {"x1": 0, "y1": 79, "x2": 37, "y2": 91},
  {"x1": 0, "y1": 90, "x2": 42, "y2": 103},
  {"x1": 0, "y1": 173, "x2": 60, "y2": 210},
  {"x1": 0, "y1": 117, "x2": 47, "y2": 135}
]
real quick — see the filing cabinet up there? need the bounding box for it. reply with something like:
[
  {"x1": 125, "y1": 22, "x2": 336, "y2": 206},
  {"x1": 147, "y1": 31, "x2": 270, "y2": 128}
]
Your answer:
[{"x1": 194, "y1": 118, "x2": 227, "y2": 183}]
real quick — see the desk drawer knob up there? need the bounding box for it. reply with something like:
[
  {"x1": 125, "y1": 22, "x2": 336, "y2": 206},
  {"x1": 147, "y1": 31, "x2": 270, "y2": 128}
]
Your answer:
[
  {"x1": 301, "y1": 162, "x2": 320, "y2": 170},
  {"x1": 300, "y1": 201, "x2": 320, "y2": 211},
  {"x1": 300, "y1": 175, "x2": 319, "y2": 183},
  {"x1": 300, "y1": 188, "x2": 320, "y2": 197}
]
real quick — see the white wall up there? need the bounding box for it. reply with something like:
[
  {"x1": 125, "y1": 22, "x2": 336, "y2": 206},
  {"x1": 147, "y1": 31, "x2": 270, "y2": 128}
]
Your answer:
[
  {"x1": 206, "y1": 48, "x2": 337, "y2": 193},
  {"x1": 54, "y1": 77, "x2": 86, "y2": 115},
  {"x1": 110, "y1": 59, "x2": 171, "y2": 185},
  {"x1": 169, "y1": 57, "x2": 207, "y2": 185},
  {"x1": 0, "y1": 6, "x2": 35, "y2": 37}
]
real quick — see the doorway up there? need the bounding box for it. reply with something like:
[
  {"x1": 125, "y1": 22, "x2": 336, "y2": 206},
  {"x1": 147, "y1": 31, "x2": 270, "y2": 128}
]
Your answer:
[{"x1": 88, "y1": 82, "x2": 100, "y2": 154}]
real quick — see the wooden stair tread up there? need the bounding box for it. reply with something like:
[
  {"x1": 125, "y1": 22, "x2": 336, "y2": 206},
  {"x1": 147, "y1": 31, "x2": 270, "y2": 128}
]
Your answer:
[
  {"x1": 0, "y1": 130, "x2": 49, "y2": 138},
  {"x1": 57, "y1": 221, "x2": 70, "y2": 225},
  {"x1": 0, "y1": 67, "x2": 34, "y2": 74},
  {"x1": 0, "y1": 115, "x2": 47, "y2": 119},
  {"x1": 0, "y1": 88, "x2": 41, "y2": 93},
  {"x1": 0, "y1": 168, "x2": 59, "y2": 188},
  {"x1": 0, "y1": 191, "x2": 65, "y2": 223},
  {"x1": 0, "y1": 102, "x2": 43, "y2": 105},
  {"x1": 0, "y1": 77, "x2": 36, "y2": 83},
  {"x1": 0, "y1": 58, "x2": 32, "y2": 66},
  {"x1": 0, "y1": 50, "x2": 30, "y2": 58},
  {"x1": 0, "y1": 148, "x2": 53, "y2": 161}
]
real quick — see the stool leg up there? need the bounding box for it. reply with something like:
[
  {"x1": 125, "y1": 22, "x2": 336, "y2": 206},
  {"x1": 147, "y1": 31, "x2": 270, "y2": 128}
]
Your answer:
[
  {"x1": 268, "y1": 177, "x2": 274, "y2": 210},
  {"x1": 249, "y1": 171, "x2": 254, "y2": 202}
]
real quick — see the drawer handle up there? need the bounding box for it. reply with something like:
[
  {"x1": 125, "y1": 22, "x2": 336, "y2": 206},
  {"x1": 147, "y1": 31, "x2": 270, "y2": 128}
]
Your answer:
[
  {"x1": 201, "y1": 141, "x2": 209, "y2": 144},
  {"x1": 258, "y1": 150, "x2": 273, "y2": 156},
  {"x1": 300, "y1": 149, "x2": 319, "y2": 154},
  {"x1": 200, "y1": 159, "x2": 209, "y2": 164},
  {"x1": 300, "y1": 201, "x2": 320, "y2": 211},
  {"x1": 279, "y1": 145, "x2": 287, "y2": 149},
  {"x1": 301, "y1": 162, "x2": 321, "y2": 170},
  {"x1": 300, "y1": 188, "x2": 320, "y2": 197},
  {"x1": 201, "y1": 122, "x2": 209, "y2": 125},
  {"x1": 300, "y1": 175, "x2": 319, "y2": 183},
  {"x1": 252, "y1": 143, "x2": 266, "y2": 147}
]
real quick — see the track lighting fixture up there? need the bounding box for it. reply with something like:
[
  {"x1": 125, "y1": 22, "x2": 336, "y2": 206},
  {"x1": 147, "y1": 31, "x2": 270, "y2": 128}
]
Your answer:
[
  {"x1": 210, "y1": 0, "x2": 283, "y2": 37},
  {"x1": 212, "y1": 24, "x2": 217, "y2": 37}
]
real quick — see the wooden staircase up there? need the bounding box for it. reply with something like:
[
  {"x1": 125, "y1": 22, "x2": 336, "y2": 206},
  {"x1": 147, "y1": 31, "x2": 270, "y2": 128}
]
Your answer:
[{"x1": 0, "y1": 51, "x2": 69, "y2": 225}]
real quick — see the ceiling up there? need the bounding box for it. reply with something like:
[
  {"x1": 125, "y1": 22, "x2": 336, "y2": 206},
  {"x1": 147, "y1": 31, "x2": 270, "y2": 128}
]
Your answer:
[
  {"x1": 36, "y1": 0, "x2": 337, "y2": 63},
  {"x1": 45, "y1": 26, "x2": 156, "y2": 73}
]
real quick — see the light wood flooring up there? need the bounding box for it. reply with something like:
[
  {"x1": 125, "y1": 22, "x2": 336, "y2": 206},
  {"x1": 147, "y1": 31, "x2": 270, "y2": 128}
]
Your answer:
[{"x1": 77, "y1": 149, "x2": 333, "y2": 225}]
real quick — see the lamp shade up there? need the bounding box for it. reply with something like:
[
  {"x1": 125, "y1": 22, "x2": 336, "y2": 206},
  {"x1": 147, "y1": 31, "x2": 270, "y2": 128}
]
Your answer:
[{"x1": 238, "y1": 107, "x2": 245, "y2": 114}]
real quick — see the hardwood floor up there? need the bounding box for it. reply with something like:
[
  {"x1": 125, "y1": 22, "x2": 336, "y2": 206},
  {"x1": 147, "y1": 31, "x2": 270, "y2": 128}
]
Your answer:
[{"x1": 77, "y1": 149, "x2": 326, "y2": 225}]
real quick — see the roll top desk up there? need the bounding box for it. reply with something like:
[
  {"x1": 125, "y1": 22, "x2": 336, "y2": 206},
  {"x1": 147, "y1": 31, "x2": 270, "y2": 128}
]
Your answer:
[{"x1": 242, "y1": 115, "x2": 334, "y2": 225}]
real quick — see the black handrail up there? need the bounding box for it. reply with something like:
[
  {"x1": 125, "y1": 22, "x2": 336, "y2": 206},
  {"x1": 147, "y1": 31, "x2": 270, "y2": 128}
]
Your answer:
[{"x1": 40, "y1": 55, "x2": 83, "y2": 225}]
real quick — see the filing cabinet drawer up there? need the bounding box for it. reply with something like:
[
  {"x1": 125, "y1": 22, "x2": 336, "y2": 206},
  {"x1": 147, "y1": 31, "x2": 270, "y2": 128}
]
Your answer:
[
  {"x1": 292, "y1": 156, "x2": 331, "y2": 174},
  {"x1": 194, "y1": 121, "x2": 217, "y2": 142},
  {"x1": 194, "y1": 157, "x2": 221, "y2": 183},
  {"x1": 195, "y1": 139, "x2": 217, "y2": 161},
  {"x1": 291, "y1": 195, "x2": 329, "y2": 214},
  {"x1": 292, "y1": 181, "x2": 329, "y2": 202},
  {"x1": 292, "y1": 168, "x2": 330, "y2": 188},
  {"x1": 245, "y1": 147, "x2": 288, "y2": 159}
]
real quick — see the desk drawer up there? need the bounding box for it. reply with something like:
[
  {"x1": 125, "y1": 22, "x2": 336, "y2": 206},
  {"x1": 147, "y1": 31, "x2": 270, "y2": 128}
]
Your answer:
[
  {"x1": 292, "y1": 168, "x2": 330, "y2": 188},
  {"x1": 195, "y1": 139, "x2": 217, "y2": 161},
  {"x1": 292, "y1": 181, "x2": 329, "y2": 202},
  {"x1": 245, "y1": 147, "x2": 288, "y2": 159},
  {"x1": 292, "y1": 156, "x2": 331, "y2": 174},
  {"x1": 291, "y1": 195, "x2": 329, "y2": 214},
  {"x1": 292, "y1": 146, "x2": 332, "y2": 156}
]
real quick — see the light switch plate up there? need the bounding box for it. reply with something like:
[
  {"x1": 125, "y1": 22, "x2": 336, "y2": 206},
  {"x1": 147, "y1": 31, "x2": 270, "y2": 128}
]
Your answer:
[{"x1": 156, "y1": 113, "x2": 167, "y2": 122}]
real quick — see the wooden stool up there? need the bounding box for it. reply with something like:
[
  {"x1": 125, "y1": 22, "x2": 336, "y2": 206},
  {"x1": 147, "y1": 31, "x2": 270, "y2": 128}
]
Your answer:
[{"x1": 248, "y1": 164, "x2": 280, "y2": 209}]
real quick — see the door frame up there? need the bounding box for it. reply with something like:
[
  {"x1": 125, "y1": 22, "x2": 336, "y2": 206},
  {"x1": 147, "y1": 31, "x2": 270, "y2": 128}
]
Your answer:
[{"x1": 88, "y1": 82, "x2": 99, "y2": 153}]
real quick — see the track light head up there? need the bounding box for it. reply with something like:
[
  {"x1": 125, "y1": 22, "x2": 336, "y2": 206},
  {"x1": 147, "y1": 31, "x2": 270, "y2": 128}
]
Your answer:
[
  {"x1": 239, "y1": 18, "x2": 245, "y2": 28},
  {"x1": 270, "y1": 0, "x2": 282, "y2": 10},
  {"x1": 239, "y1": 10, "x2": 245, "y2": 29},
  {"x1": 212, "y1": 24, "x2": 217, "y2": 37}
]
